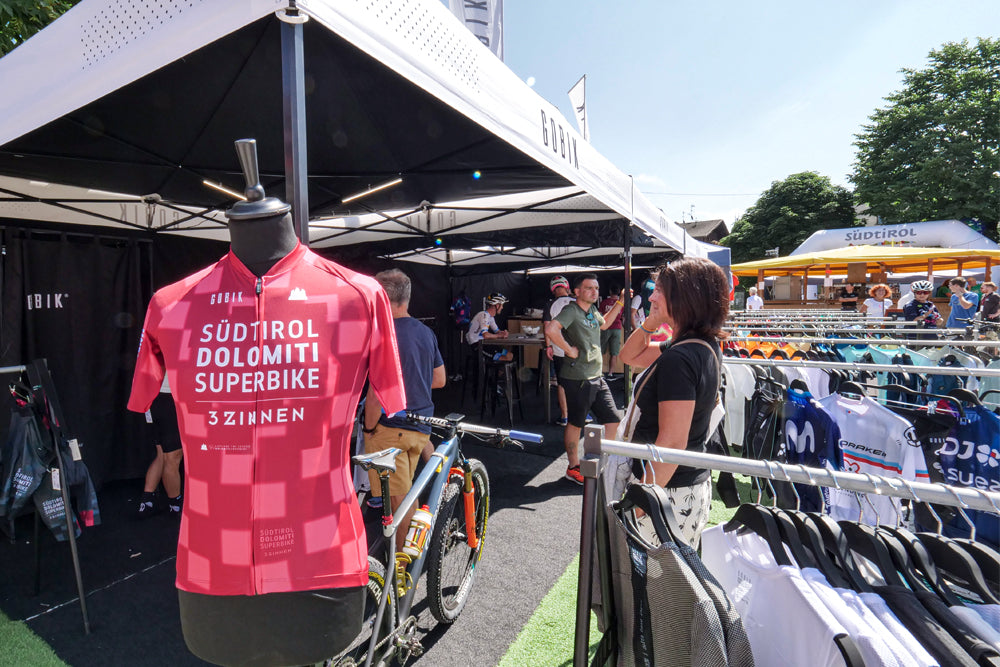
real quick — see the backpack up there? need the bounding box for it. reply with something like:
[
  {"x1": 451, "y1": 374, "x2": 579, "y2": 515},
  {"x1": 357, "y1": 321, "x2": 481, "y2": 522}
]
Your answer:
[{"x1": 449, "y1": 295, "x2": 472, "y2": 328}]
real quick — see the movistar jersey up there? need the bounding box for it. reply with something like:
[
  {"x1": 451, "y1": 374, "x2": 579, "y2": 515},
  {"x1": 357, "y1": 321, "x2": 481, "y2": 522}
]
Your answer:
[
  {"x1": 128, "y1": 243, "x2": 406, "y2": 595},
  {"x1": 780, "y1": 388, "x2": 842, "y2": 513}
]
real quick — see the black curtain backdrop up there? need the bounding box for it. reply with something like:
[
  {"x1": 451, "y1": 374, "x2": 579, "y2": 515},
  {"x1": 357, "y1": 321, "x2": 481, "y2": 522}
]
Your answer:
[
  {"x1": 0, "y1": 230, "x2": 148, "y2": 486},
  {"x1": 0, "y1": 227, "x2": 655, "y2": 487}
]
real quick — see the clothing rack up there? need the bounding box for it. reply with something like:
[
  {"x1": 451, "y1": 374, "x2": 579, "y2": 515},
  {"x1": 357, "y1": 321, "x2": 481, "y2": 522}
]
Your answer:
[
  {"x1": 726, "y1": 326, "x2": 964, "y2": 335},
  {"x1": 572, "y1": 425, "x2": 1000, "y2": 667},
  {"x1": 725, "y1": 335, "x2": 1000, "y2": 348},
  {"x1": 1, "y1": 359, "x2": 90, "y2": 633},
  {"x1": 722, "y1": 355, "x2": 1000, "y2": 378}
]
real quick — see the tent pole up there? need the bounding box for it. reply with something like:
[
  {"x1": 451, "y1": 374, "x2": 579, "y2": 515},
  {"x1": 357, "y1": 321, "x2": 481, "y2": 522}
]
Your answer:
[
  {"x1": 280, "y1": 5, "x2": 310, "y2": 245},
  {"x1": 622, "y1": 218, "x2": 633, "y2": 395}
]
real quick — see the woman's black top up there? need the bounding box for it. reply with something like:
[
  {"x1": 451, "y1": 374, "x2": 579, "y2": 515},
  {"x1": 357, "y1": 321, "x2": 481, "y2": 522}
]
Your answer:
[{"x1": 630, "y1": 334, "x2": 720, "y2": 488}]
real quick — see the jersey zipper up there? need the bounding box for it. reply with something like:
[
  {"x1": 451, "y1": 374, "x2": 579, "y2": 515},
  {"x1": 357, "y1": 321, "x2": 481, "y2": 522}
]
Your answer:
[{"x1": 251, "y1": 276, "x2": 263, "y2": 593}]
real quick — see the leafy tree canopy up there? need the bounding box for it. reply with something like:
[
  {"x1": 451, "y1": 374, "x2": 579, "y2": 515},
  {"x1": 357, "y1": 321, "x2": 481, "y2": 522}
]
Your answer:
[
  {"x1": 851, "y1": 38, "x2": 1000, "y2": 240},
  {"x1": 0, "y1": 0, "x2": 78, "y2": 56},
  {"x1": 720, "y1": 172, "x2": 859, "y2": 263}
]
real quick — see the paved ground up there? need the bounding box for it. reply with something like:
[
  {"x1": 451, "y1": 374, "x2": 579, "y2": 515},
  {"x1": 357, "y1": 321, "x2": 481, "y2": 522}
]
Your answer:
[{"x1": 1, "y1": 372, "x2": 622, "y2": 666}]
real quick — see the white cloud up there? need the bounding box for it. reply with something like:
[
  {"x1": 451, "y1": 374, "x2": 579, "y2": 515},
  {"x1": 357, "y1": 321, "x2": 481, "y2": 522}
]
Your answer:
[{"x1": 525, "y1": 76, "x2": 536, "y2": 87}]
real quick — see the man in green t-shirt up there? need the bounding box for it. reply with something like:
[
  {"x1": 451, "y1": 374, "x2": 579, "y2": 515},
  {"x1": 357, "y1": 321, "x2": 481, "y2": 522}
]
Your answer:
[{"x1": 545, "y1": 273, "x2": 625, "y2": 485}]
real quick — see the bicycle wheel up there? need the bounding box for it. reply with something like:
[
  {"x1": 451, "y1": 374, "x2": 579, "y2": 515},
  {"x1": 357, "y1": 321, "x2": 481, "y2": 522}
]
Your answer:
[
  {"x1": 329, "y1": 556, "x2": 394, "y2": 667},
  {"x1": 426, "y1": 458, "x2": 490, "y2": 624}
]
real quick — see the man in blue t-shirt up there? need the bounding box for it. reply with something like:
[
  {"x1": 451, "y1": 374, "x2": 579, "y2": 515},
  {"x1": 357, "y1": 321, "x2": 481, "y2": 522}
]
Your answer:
[
  {"x1": 364, "y1": 269, "x2": 445, "y2": 547},
  {"x1": 946, "y1": 277, "x2": 980, "y2": 328}
]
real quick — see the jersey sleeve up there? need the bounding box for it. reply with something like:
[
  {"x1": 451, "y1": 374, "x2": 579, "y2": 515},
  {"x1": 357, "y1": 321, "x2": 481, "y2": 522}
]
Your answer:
[
  {"x1": 898, "y1": 424, "x2": 930, "y2": 483},
  {"x1": 367, "y1": 286, "x2": 406, "y2": 416},
  {"x1": 127, "y1": 298, "x2": 166, "y2": 413}
]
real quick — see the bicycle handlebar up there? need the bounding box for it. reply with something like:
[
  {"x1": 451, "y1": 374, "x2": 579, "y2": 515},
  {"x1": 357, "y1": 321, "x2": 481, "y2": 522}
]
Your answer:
[{"x1": 405, "y1": 412, "x2": 543, "y2": 444}]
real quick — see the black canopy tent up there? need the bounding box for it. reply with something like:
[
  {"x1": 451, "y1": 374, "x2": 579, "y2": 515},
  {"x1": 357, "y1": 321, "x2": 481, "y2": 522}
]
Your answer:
[{"x1": 0, "y1": 0, "x2": 720, "y2": 485}]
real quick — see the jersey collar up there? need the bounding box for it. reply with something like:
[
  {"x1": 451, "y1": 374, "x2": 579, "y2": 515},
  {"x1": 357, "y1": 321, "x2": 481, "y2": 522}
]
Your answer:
[{"x1": 224, "y1": 241, "x2": 308, "y2": 282}]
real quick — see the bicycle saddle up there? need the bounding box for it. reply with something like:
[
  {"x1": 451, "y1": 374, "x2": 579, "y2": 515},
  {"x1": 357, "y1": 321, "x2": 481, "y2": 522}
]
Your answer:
[{"x1": 351, "y1": 447, "x2": 401, "y2": 473}]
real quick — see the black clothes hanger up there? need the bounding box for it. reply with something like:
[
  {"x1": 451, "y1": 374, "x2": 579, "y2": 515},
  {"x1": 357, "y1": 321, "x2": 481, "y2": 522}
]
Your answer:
[
  {"x1": 876, "y1": 526, "x2": 965, "y2": 606},
  {"x1": 779, "y1": 509, "x2": 853, "y2": 589},
  {"x1": 838, "y1": 516, "x2": 916, "y2": 589},
  {"x1": 788, "y1": 378, "x2": 811, "y2": 393},
  {"x1": 806, "y1": 513, "x2": 874, "y2": 593},
  {"x1": 954, "y1": 540, "x2": 1000, "y2": 591},
  {"x1": 613, "y1": 483, "x2": 683, "y2": 546},
  {"x1": 836, "y1": 381, "x2": 866, "y2": 397},
  {"x1": 766, "y1": 507, "x2": 819, "y2": 569},
  {"x1": 723, "y1": 503, "x2": 794, "y2": 567},
  {"x1": 916, "y1": 532, "x2": 1000, "y2": 605},
  {"x1": 946, "y1": 387, "x2": 983, "y2": 406}
]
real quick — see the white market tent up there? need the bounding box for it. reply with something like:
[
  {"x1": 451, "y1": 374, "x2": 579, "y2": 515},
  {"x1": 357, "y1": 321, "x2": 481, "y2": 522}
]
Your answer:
[{"x1": 0, "y1": 0, "x2": 726, "y2": 270}]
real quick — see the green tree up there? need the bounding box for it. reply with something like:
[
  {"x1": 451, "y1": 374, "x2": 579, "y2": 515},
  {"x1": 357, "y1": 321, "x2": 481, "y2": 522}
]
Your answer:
[
  {"x1": 0, "y1": 0, "x2": 78, "y2": 56},
  {"x1": 851, "y1": 38, "x2": 1000, "y2": 239},
  {"x1": 720, "y1": 172, "x2": 858, "y2": 263}
]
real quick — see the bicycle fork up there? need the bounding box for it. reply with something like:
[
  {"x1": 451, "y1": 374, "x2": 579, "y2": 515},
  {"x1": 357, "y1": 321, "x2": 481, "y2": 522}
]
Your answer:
[{"x1": 458, "y1": 464, "x2": 480, "y2": 549}]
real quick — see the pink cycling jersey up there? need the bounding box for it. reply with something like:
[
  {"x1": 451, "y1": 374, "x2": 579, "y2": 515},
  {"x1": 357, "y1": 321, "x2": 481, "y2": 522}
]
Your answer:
[{"x1": 128, "y1": 243, "x2": 406, "y2": 595}]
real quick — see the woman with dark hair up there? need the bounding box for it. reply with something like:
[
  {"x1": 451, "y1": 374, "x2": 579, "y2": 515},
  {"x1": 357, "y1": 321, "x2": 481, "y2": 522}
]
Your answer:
[{"x1": 618, "y1": 257, "x2": 729, "y2": 548}]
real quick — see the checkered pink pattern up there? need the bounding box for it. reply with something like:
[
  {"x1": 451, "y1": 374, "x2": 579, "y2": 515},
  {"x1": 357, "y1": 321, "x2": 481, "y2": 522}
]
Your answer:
[{"x1": 128, "y1": 244, "x2": 406, "y2": 595}]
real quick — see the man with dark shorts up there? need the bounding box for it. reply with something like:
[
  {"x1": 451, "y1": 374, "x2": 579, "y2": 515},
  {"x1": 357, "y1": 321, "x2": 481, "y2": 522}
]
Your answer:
[
  {"x1": 363, "y1": 269, "x2": 446, "y2": 548},
  {"x1": 545, "y1": 274, "x2": 625, "y2": 484},
  {"x1": 137, "y1": 381, "x2": 184, "y2": 516}
]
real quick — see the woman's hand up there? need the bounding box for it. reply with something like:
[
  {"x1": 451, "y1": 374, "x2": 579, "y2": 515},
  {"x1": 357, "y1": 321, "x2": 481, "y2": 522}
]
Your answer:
[{"x1": 644, "y1": 299, "x2": 667, "y2": 331}]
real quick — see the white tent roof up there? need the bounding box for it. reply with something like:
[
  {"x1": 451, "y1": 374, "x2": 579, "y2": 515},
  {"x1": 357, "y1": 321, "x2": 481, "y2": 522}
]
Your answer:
[{"x1": 0, "y1": 0, "x2": 721, "y2": 267}]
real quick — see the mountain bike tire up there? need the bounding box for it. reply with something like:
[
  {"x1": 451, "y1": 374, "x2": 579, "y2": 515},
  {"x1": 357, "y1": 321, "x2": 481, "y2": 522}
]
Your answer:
[
  {"x1": 329, "y1": 556, "x2": 394, "y2": 667},
  {"x1": 426, "y1": 458, "x2": 490, "y2": 624}
]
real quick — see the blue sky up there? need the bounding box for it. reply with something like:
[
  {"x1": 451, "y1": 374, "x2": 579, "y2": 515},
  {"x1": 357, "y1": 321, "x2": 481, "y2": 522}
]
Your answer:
[{"x1": 501, "y1": 1, "x2": 997, "y2": 229}]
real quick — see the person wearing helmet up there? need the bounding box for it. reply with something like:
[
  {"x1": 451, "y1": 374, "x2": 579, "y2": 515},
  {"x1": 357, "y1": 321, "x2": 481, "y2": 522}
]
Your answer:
[
  {"x1": 902, "y1": 280, "x2": 941, "y2": 329},
  {"x1": 543, "y1": 276, "x2": 573, "y2": 425},
  {"x1": 467, "y1": 293, "x2": 512, "y2": 361}
]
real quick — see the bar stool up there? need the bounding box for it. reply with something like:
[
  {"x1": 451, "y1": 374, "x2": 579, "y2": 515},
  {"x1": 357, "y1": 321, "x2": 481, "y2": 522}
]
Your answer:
[
  {"x1": 459, "y1": 344, "x2": 479, "y2": 406},
  {"x1": 480, "y1": 358, "x2": 523, "y2": 427}
]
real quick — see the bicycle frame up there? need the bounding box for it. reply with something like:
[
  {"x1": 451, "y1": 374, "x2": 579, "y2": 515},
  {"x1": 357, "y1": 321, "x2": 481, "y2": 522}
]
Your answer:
[{"x1": 365, "y1": 429, "x2": 464, "y2": 666}]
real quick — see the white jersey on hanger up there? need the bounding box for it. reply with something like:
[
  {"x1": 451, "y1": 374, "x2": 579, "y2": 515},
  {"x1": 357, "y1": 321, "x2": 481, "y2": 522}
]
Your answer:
[
  {"x1": 817, "y1": 393, "x2": 930, "y2": 524},
  {"x1": 701, "y1": 525, "x2": 853, "y2": 667},
  {"x1": 858, "y1": 592, "x2": 939, "y2": 667},
  {"x1": 722, "y1": 362, "x2": 756, "y2": 448},
  {"x1": 801, "y1": 568, "x2": 913, "y2": 667}
]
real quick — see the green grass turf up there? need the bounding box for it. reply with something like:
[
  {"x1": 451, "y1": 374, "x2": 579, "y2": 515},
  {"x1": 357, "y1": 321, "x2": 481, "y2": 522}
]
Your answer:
[
  {"x1": 498, "y1": 472, "x2": 749, "y2": 666},
  {"x1": 0, "y1": 610, "x2": 67, "y2": 667}
]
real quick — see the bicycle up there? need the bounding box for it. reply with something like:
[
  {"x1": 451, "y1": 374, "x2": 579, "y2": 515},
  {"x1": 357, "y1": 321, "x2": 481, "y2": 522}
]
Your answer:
[{"x1": 329, "y1": 413, "x2": 542, "y2": 667}]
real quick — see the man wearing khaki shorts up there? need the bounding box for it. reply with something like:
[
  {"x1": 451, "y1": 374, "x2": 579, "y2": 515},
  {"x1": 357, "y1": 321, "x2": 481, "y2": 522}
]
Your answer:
[{"x1": 363, "y1": 269, "x2": 446, "y2": 548}]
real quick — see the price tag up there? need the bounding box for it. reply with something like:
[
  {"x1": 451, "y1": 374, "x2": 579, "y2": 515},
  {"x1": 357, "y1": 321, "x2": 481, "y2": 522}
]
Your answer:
[
  {"x1": 68, "y1": 439, "x2": 82, "y2": 461},
  {"x1": 51, "y1": 468, "x2": 61, "y2": 491}
]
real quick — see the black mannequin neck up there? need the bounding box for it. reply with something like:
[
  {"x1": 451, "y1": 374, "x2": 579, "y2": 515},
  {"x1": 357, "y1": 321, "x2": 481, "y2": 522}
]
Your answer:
[{"x1": 229, "y1": 212, "x2": 300, "y2": 277}]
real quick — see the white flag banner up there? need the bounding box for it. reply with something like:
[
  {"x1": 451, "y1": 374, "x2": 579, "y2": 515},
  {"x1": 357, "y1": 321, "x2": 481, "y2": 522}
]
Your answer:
[
  {"x1": 568, "y1": 74, "x2": 589, "y2": 142},
  {"x1": 448, "y1": 0, "x2": 504, "y2": 61}
]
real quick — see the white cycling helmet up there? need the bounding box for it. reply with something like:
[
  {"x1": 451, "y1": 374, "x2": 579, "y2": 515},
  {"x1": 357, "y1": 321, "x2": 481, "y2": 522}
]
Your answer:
[
  {"x1": 485, "y1": 292, "x2": 508, "y2": 306},
  {"x1": 910, "y1": 280, "x2": 933, "y2": 292}
]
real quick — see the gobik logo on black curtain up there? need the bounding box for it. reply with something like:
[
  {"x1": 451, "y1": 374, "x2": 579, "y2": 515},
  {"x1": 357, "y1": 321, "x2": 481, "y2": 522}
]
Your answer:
[{"x1": 3, "y1": 232, "x2": 147, "y2": 485}]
